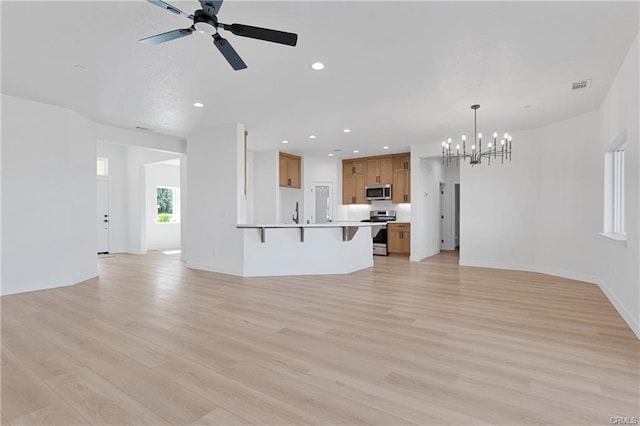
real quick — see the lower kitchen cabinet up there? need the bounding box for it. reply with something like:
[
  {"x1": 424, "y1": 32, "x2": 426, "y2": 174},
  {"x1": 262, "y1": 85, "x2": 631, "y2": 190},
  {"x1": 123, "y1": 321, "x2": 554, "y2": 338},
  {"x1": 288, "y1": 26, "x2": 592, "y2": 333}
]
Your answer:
[{"x1": 387, "y1": 223, "x2": 410, "y2": 254}]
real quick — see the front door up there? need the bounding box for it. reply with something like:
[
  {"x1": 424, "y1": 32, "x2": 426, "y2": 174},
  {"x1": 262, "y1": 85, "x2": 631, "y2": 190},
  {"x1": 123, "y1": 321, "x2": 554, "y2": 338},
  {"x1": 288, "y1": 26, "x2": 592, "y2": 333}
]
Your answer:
[{"x1": 97, "y1": 180, "x2": 110, "y2": 254}]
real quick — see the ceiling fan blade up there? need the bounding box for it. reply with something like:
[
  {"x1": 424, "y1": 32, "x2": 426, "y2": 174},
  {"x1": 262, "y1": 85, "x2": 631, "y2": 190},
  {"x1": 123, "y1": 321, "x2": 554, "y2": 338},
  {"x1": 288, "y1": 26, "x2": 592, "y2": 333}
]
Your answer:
[
  {"x1": 145, "y1": 0, "x2": 194, "y2": 19},
  {"x1": 221, "y1": 23, "x2": 297, "y2": 46},
  {"x1": 198, "y1": 0, "x2": 224, "y2": 16},
  {"x1": 213, "y1": 34, "x2": 247, "y2": 70},
  {"x1": 140, "y1": 28, "x2": 194, "y2": 45}
]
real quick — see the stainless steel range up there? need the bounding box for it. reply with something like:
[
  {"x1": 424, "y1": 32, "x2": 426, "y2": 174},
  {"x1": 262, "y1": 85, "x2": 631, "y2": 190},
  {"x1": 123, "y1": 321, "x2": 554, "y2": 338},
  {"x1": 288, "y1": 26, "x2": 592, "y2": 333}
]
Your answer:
[{"x1": 361, "y1": 210, "x2": 397, "y2": 256}]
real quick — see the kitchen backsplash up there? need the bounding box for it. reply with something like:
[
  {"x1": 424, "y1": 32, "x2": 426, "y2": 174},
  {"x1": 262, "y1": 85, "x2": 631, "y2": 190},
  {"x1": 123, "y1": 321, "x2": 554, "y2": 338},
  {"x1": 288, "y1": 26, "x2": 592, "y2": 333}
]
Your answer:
[{"x1": 336, "y1": 201, "x2": 411, "y2": 222}]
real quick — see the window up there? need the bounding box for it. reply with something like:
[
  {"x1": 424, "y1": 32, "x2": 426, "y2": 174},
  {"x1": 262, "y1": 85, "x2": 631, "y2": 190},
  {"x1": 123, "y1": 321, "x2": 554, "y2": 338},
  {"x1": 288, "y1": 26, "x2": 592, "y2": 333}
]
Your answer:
[
  {"x1": 97, "y1": 157, "x2": 108, "y2": 176},
  {"x1": 604, "y1": 139, "x2": 626, "y2": 239},
  {"x1": 156, "y1": 187, "x2": 180, "y2": 223}
]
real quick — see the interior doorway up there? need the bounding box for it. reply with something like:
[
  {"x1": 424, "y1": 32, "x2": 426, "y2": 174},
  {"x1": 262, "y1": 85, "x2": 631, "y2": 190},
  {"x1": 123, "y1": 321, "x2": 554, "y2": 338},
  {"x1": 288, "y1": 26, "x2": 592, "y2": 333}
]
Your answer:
[
  {"x1": 97, "y1": 179, "x2": 110, "y2": 254},
  {"x1": 309, "y1": 181, "x2": 334, "y2": 224}
]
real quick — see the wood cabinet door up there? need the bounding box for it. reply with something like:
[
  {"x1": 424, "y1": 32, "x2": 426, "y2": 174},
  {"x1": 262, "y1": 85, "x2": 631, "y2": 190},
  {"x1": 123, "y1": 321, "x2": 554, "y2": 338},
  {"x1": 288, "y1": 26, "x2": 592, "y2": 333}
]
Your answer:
[
  {"x1": 402, "y1": 230, "x2": 411, "y2": 254},
  {"x1": 379, "y1": 157, "x2": 394, "y2": 184},
  {"x1": 365, "y1": 159, "x2": 380, "y2": 185},
  {"x1": 343, "y1": 174, "x2": 355, "y2": 204},
  {"x1": 289, "y1": 156, "x2": 301, "y2": 188},
  {"x1": 279, "y1": 155, "x2": 289, "y2": 187},
  {"x1": 355, "y1": 174, "x2": 367, "y2": 204},
  {"x1": 353, "y1": 160, "x2": 365, "y2": 175},
  {"x1": 392, "y1": 169, "x2": 408, "y2": 203},
  {"x1": 387, "y1": 226, "x2": 402, "y2": 253}
]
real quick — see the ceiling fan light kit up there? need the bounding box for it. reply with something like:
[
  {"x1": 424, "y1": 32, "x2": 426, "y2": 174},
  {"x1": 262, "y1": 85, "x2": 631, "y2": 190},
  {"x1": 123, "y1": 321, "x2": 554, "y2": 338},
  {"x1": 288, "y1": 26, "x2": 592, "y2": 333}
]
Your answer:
[
  {"x1": 442, "y1": 104, "x2": 512, "y2": 167},
  {"x1": 140, "y1": 0, "x2": 298, "y2": 70}
]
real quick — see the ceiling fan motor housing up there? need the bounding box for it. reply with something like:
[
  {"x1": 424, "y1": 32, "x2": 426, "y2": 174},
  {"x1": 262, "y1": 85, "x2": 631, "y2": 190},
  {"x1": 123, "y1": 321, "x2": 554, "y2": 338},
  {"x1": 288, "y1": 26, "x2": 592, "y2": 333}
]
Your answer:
[{"x1": 194, "y1": 9, "x2": 218, "y2": 34}]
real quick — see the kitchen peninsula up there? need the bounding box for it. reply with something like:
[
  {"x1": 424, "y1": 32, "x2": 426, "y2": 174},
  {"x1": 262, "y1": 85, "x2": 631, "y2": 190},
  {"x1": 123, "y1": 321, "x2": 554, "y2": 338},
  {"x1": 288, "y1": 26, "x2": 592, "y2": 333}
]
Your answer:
[{"x1": 237, "y1": 222, "x2": 384, "y2": 276}]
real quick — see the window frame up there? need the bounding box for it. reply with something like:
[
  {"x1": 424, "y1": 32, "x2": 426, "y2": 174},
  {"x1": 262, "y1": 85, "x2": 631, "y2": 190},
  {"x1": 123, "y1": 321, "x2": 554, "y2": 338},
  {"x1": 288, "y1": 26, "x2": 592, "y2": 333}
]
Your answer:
[
  {"x1": 602, "y1": 131, "x2": 626, "y2": 243},
  {"x1": 156, "y1": 186, "x2": 181, "y2": 224}
]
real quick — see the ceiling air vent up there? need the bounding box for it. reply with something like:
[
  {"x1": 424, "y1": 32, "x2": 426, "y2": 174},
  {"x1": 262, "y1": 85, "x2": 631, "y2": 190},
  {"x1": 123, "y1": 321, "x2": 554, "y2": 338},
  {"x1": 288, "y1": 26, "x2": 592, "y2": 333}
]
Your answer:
[{"x1": 572, "y1": 79, "x2": 591, "y2": 90}]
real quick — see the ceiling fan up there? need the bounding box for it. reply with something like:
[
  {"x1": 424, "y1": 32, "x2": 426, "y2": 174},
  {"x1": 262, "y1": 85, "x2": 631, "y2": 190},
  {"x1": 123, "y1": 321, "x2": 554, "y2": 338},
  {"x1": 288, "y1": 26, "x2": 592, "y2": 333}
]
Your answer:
[{"x1": 140, "y1": 0, "x2": 298, "y2": 70}]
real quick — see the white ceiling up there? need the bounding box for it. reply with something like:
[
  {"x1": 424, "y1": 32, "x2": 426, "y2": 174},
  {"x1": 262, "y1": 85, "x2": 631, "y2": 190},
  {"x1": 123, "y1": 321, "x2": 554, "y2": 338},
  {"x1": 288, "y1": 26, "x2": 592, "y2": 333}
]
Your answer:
[{"x1": 2, "y1": 1, "x2": 638, "y2": 159}]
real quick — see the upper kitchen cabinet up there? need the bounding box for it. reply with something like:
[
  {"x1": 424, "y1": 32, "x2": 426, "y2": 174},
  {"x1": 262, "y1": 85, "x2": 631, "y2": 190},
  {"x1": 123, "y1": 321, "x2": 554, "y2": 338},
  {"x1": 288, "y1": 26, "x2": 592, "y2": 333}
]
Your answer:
[
  {"x1": 279, "y1": 152, "x2": 301, "y2": 188},
  {"x1": 342, "y1": 159, "x2": 366, "y2": 204},
  {"x1": 365, "y1": 156, "x2": 394, "y2": 186},
  {"x1": 392, "y1": 153, "x2": 411, "y2": 203}
]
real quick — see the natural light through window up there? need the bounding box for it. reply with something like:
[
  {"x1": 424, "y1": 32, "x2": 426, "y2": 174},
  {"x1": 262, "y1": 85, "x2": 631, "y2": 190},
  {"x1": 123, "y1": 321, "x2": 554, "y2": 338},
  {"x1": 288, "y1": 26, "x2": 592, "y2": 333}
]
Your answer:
[
  {"x1": 97, "y1": 157, "x2": 108, "y2": 176},
  {"x1": 157, "y1": 186, "x2": 180, "y2": 223},
  {"x1": 603, "y1": 139, "x2": 626, "y2": 240}
]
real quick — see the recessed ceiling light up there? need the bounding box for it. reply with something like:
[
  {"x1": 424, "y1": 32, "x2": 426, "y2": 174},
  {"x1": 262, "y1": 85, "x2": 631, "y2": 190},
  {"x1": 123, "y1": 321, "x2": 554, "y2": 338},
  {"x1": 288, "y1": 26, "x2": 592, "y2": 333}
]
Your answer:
[
  {"x1": 311, "y1": 62, "x2": 324, "y2": 70},
  {"x1": 328, "y1": 153, "x2": 334, "y2": 157},
  {"x1": 383, "y1": 146, "x2": 389, "y2": 150},
  {"x1": 193, "y1": 102, "x2": 204, "y2": 108},
  {"x1": 353, "y1": 150, "x2": 359, "y2": 153},
  {"x1": 309, "y1": 135, "x2": 316, "y2": 139},
  {"x1": 282, "y1": 140, "x2": 289, "y2": 144},
  {"x1": 343, "y1": 129, "x2": 351, "y2": 133}
]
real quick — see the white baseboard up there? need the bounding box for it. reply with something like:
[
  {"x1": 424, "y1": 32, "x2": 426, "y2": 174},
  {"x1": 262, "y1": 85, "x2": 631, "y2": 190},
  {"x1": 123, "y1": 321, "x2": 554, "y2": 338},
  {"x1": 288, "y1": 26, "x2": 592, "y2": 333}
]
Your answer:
[
  {"x1": 185, "y1": 261, "x2": 243, "y2": 277},
  {"x1": 597, "y1": 278, "x2": 640, "y2": 340},
  {"x1": 410, "y1": 249, "x2": 440, "y2": 262},
  {"x1": 0, "y1": 269, "x2": 98, "y2": 297}
]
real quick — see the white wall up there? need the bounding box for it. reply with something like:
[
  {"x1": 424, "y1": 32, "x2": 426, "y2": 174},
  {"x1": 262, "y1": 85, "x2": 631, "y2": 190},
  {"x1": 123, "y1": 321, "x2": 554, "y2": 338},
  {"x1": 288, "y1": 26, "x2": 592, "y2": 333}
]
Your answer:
[
  {"x1": 252, "y1": 150, "x2": 279, "y2": 224},
  {"x1": 96, "y1": 141, "x2": 127, "y2": 253},
  {"x1": 145, "y1": 162, "x2": 181, "y2": 250},
  {"x1": 446, "y1": 34, "x2": 639, "y2": 338},
  {"x1": 183, "y1": 123, "x2": 245, "y2": 275},
  {"x1": 279, "y1": 187, "x2": 303, "y2": 224},
  {"x1": 459, "y1": 126, "x2": 541, "y2": 270},
  {"x1": 596, "y1": 33, "x2": 639, "y2": 338},
  {"x1": 409, "y1": 158, "x2": 445, "y2": 261},
  {"x1": 1, "y1": 95, "x2": 97, "y2": 295}
]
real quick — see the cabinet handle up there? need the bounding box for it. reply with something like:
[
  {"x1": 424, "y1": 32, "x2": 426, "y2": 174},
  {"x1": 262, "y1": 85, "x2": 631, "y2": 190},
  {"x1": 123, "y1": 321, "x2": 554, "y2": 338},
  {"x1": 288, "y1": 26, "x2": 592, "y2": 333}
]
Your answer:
[
  {"x1": 352, "y1": 196, "x2": 355, "y2": 203},
  {"x1": 288, "y1": 178, "x2": 291, "y2": 186},
  {"x1": 352, "y1": 166, "x2": 355, "y2": 174}
]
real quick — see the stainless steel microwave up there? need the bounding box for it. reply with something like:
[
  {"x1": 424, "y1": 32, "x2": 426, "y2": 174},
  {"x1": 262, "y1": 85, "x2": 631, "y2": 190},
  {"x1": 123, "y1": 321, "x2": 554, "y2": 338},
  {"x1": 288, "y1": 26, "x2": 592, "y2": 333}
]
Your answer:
[{"x1": 365, "y1": 184, "x2": 392, "y2": 201}]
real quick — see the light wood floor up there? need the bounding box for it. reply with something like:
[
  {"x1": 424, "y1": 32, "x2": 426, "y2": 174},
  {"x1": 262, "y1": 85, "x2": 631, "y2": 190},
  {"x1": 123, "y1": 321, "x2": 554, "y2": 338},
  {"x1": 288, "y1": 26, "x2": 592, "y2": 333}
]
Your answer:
[{"x1": 1, "y1": 251, "x2": 638, "y2": 425}]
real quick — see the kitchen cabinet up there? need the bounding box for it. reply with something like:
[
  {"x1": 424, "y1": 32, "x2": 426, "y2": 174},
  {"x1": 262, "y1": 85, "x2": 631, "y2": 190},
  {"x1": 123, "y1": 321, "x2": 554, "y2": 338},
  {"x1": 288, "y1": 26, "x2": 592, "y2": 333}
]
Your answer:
[
  {"x1": 387, "y1": 223, "x2": 410, "y2": 254},
  {"x1": 279, "y1": 152, "x2": 301, "y2": 188},
  {"x1": 342, "y1": 160, "x2": 366, "y2": 204},
  {"x1": 392, "y1": 153, "x2": 411, "y2": 203},
  {"x1": 365, "y1": 156, "x2": 394, "y2": 185}
]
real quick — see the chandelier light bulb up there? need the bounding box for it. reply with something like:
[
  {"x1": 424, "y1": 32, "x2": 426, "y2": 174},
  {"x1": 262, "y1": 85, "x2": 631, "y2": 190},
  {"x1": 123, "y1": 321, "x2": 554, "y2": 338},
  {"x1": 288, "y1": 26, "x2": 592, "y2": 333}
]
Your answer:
[
  {"x1": 508, "y1": 135, "x2": 513, "y2": 141},
  {"x1": 447, "y1": 138, "x2": 452, "y2": 143},
  {"x1": 472, "y1": 145, "x2": 476, "y2": 150},
  {"x1": 504, "y1": 133, "x2": 508, "y2": 139},
  {"x1": 493, "y1": 132, "x2": 498, "y2": 138},
  {"x1": 456, "y1": 145, "x2": 460, "y2": 150},
  {"x1": 462, "y1": 135, "x2": 466, "y2": 141},
  {"x1": 478, "y1": 133, "x2": 482, "y2": 139},
  {"x1": 501, "y1": 139, "x2": 505, "y2": 145},
  {"x1": 488, "y1": 143, "x2": 492, "y2": 148},
  {"x1": 442, "y1": 141, "x2": 446, "y2": 147}
]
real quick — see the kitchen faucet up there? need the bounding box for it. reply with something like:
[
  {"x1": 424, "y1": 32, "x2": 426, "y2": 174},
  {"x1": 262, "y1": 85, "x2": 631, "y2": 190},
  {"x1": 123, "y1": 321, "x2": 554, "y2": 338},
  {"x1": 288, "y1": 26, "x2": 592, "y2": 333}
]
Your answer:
[{"x1": 292, "y1": 201, "x2": 299, "y2": 224}]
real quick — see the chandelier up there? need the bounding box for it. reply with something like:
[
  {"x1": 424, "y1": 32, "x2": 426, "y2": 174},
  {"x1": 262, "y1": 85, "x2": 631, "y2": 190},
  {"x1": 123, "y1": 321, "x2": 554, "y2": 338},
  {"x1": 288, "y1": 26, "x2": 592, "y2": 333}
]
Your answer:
[{"x1": 442, "y1": 104, "x2": 512, "y2": 166}]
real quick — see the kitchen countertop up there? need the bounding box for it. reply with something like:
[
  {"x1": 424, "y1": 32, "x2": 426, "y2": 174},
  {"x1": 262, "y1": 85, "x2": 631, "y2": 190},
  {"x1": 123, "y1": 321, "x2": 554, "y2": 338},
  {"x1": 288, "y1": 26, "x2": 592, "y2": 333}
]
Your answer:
[{"x1": 237, "y1": 222, "x2": 388, "y2": 228}]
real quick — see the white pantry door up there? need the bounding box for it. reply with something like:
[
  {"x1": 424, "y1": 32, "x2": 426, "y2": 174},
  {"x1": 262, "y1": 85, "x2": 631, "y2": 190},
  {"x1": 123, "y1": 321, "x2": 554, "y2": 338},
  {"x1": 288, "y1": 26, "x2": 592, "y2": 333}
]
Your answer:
[{"x1": 97, "y1": 180, "x2": 110, "y2": 254}]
